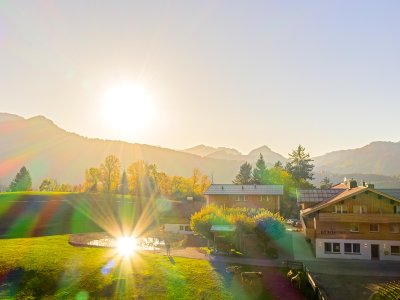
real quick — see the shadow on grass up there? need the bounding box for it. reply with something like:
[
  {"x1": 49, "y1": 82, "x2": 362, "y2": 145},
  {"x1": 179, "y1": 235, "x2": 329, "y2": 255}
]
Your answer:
[
  {"x1": 168, "y1": 256, "x2": 176, "y2": 265},
  {"x1": 0, "y1": 268, "x2": 60, "y2": 299}
]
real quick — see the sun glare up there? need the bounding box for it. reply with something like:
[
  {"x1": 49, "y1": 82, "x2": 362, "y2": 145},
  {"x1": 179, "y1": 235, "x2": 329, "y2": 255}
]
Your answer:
[
  {"x1": 116, "y1": 236, "x2": 137, "y2": 257},
  {"x1": 101, "y1": 83, "x2": 156, "y2": 133}
]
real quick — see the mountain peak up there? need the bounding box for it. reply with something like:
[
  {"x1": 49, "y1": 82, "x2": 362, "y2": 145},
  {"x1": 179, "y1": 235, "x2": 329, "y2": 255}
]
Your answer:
[
  {"x1": 28, "y1": 115, "x2": 53, "y2": 123},
  {"x1": 248, "y1": 145, "x2": 272, "y2": 156},
  {"x1": 183, "y1": 145, "x2": 241, "y2": 157},
  {"x1": 0, "y1": 113, "x2": 25, "y2": 122},
  {"x1": 246, "y1": 145, "x2": 287, "y2": 164}
]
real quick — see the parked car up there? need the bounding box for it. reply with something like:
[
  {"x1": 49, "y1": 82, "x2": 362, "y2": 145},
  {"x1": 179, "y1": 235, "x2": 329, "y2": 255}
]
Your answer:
[{"x1": 286, "y1": 218, "x2": 300, "y2": 226}]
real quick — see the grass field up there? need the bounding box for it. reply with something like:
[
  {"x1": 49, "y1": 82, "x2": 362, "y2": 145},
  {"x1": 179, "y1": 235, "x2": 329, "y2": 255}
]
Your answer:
[
  {"x1": 0, "y1": 193, "x2": 305, "y2": 299},
  {"x1": 0, "y1": 235, "x2": 236, "y2": 299},
  {"x1": 0, "y1": 192, "x2": 141, "y2": 238}
]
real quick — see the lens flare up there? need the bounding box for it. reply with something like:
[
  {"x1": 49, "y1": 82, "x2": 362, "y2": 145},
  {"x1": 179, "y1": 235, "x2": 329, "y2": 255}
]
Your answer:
[{"x1": 116, "y1": 236, "x2": 137, "y2": 256}]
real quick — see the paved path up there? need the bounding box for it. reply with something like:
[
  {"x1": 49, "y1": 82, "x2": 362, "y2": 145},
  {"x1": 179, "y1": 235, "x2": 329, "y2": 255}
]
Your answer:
[{"x1": 161, "y1": 230, "x2": 400, "y2": 277}]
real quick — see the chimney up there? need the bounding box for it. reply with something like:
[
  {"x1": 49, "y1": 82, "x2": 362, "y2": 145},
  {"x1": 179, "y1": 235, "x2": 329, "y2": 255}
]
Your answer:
[
  {"x1": 362, "y1": 181, "x2": 366, "y2": 187},
  {"x1": 348, "y1": 179, "x2": 357, "y2": 189},
  {"x1": 367, "y1": 183, "x2": 375, "y2": 189}
]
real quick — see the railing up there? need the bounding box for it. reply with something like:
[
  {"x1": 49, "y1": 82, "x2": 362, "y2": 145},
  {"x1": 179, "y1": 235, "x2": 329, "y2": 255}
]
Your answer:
[
  {"x1": 319, "y1": 213, "x2": 400, "y2": 223},
  {"x1": 284, "y1": 260, "x2": 328, "y2": 300}
]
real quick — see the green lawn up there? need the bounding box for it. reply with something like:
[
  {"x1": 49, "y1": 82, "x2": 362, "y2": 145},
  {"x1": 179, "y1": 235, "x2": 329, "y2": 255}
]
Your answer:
[
  {"x1": 0, "y1": 235, "x2": 233, "y2": 299},
  {"x1": 0, "y1": 192, "x2": 139, "y2": 238}
]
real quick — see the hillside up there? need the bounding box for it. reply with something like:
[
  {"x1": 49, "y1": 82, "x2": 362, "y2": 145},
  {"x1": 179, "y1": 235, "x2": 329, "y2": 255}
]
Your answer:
[
  {"x1": 313, "y1": 172, "x2": 400, "y2": 189},
  {"x1": 313, "y1": 141, "x2": 400, "y2": 176},
  {"x1": 1, "y1": 113, "x2": 400, "y2": 189},
  {"x1": 184, "y1": 144, "x2": 287, "y2": 165},
  {"x1": 183, "y1": 145, "x2": 241, "y2": 157},
  {"x1": 0, "y1": 114, "x2": 244, "y2": 187}
]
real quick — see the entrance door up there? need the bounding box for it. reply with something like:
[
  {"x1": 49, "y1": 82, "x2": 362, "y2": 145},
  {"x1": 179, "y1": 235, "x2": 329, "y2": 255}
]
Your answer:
[{"x1": 371, "y1": 244, "x2": 380, "y2": 260}]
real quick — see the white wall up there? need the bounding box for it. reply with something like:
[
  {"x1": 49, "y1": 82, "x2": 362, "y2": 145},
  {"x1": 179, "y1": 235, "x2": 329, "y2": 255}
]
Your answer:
[
  {"x1": 315, "y1": 238, "x2": 400, "y2": 261},
  {"x1": 164, "y1": 223, "x2": 193, "y2": 235}
]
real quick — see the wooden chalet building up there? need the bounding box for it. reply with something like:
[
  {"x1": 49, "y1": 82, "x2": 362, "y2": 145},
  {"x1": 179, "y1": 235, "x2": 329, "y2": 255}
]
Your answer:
[
  {"x1": 297, "y1": 179, "x2": 400, "y2": 260},
  {"x1": 204, "y1": 184, "x2": 283, "y2": 213}
]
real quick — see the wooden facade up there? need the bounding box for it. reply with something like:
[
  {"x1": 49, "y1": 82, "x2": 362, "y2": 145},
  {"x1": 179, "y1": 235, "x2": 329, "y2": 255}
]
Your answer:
[
  {"x1": 206, "y1": 194, "x2": 280, "y2": 212},
  {"x1": 204, "y1": 184, "x2": 283, "y2": 213},
  {"x1": 298, "y1": 183, "x2": 400, "y2": 260}
]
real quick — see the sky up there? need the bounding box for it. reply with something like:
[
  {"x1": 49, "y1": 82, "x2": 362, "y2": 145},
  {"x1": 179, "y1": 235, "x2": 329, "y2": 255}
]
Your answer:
[{"x1": 1, "y1": 1, "x2": 400, "y2": 157}]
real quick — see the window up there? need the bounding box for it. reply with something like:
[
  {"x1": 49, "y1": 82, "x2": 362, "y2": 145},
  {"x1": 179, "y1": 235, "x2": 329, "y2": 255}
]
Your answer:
[
  {"x1": 324, "y1": 243, "x2": 331, "y2": 252},
  {"x1": 185, "y1": 226, "x2": 191, "y2": 231},
  {"x1": 389, "y1": 223, "x2": 400, "y2": 233},
  {"x1": 350, "y1": 223, "x2": 359, "y2": 232},
  {"x1": 394, "y1": 206, "x2": 400, "y2": 214},
  {"x1": 179, "y1": 225, "x2": 184, "y2": 230},
  {"x1": 236, "y1": 195, "x2": 246, "y2": 202},
  {"x1": 259, "y1": 195, "x2": 270, "y2": 202},
  {"x1": 369, "y1": 224, "x2": 379, "y2": 232},
  {"x1": 391, "y1": 246, "x2": 400, "y2": 255},
  {"x1": 324, "y1": 242, "x2": 340, "y2": 253},
  {"x1": 353, "y1": 205, "x2": 367, "y2": 214},
  {"x1": 333, "y1": 205, "x2": 348, "y2": 214},
  {"x1": 344, "y1": 243, "x2": 361, "y2": 254}
]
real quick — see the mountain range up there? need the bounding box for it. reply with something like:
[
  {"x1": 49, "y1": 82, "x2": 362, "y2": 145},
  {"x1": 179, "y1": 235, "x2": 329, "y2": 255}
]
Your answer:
[{"x1": 0, "y1": 113, "x2": 399, "y2": 188}]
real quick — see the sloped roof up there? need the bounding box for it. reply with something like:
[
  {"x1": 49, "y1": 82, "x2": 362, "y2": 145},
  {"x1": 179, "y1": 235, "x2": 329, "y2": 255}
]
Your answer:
[
  {"x1": 378, "y1": 189, "x2": 400, "y2": 200},
  {"x1": 301, "y1": 187, "x2": 400, "y2": 216},
  {"x1": 297, "y1": 189, "x2": 346, "y2": 203},
  {"x1": 204, "y1": 184, "x2": 283, "y2": 195},
  {"x1": 331, "y1": 183, "x2": 348, "y2": 189}
]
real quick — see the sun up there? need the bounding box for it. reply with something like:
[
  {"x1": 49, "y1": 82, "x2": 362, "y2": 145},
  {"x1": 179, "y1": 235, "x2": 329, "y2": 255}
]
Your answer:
[
  {"x1": 101, "y1": 83, "x2": 156, "y2": 133},
  {"x1": 116, "y1": 236, "x2": 137, "y2": 257}
]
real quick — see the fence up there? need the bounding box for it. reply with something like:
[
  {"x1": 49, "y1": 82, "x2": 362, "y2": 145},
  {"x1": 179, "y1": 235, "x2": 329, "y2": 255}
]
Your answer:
[{"x1": 284, "y1": 260, "x2": 327, "y2": 300}]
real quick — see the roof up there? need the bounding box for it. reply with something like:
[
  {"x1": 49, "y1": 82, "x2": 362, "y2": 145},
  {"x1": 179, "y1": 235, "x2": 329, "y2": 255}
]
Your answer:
[
  {"x1": 297, "y1": 189, "x2": 345, "y2": 203},
  {"x1": 301, "y1": 186, "x2": 400, "y2": 216},
  {"x1": 210, "y1": 225, "x2": 237, "y2": 232},
  {"x1": 331, "y1": 183, "x2": 348, "y2": 189},
  {"x1": 378, "y1": 189, "x2": 400, "y2": 200},
  {"x1": 204, "y1": 184, "x2": 283, "y2": 195}
]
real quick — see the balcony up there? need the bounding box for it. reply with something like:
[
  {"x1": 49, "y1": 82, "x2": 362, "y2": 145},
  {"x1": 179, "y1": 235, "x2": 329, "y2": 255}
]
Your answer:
[{"x1": 319, "y1": 213, "x2": 400, "y2": 223}]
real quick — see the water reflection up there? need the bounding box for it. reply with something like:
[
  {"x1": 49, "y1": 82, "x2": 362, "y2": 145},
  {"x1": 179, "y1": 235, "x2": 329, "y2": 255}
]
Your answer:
[{"x1": 87, "y1": 236, "x2": 164, "y2": 251}]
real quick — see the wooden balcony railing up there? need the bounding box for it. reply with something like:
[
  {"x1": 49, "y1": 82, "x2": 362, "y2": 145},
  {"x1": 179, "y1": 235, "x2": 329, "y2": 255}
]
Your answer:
[{"x1": 319, "y1": 213, "x2": 400, "y2": 223}]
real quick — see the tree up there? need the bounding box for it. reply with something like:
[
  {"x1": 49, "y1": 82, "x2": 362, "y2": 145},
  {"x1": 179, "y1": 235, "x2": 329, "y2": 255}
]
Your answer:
[
  {"x1": 252, "y1": 153, "x2": 267, "y2": 184},
  {"x1": 154, "y1": 171, "x2": 171, "y2": 196},
  {"x1": 127, "y1": 160, "x2": 156, "y2": 197},
  {"x1": 84, "y1": 167, "x2": 101, "y2": 192},
  {"x1": 232, "y1": 162, "x2": 253, "y2": 184},
  {"x1": 120, "y1": 170, "x2": 128, "y2": 195},
  {"x1": 320, "y1": 176, "x2": 333, "y2": 189},
  {"x1": 191, "y1": 168, "x2": 201, "y2": 195},
  {"x1": 58, "y1": 183, "x2": 73, "y2": 192},
  {"x1": 39, "y1": 178, "x2": 58, "y2": 191},
  {"x1": 100, "y1": 155, "x2": 121, "y2": 193},
  {"x1": 285, "y1": 145, "x2": 314, "y2": 182},
  {"x1": 274, "y1": 161, "x2": 284, "y2": 169},
  {"x1": 9, "y1": 166, "x2": 32, "y2": 191},
  {"x1": 190, "y1": 205, "x2": 285, "y2": 251}
]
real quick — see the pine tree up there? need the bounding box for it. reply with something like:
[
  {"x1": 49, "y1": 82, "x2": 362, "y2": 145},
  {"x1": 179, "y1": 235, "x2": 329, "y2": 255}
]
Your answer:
[
  {"x1": 285, "y1": 145, "x2": 314, "y2": 182},
  {"x1": 320, "y1": 176, "x2": 332, "y2": 189},
  {"x1": 274, "y1": 161, "x2": 284, "y2": 169},
  {"x1": 9, "y1": 166, "x2": 32, "y2": 191},
  {"x1": 232, "y1": 162, "x2": 253, "y2": 184},
  {"x1": 120, "y1": 170, "x2": 128, "y2": 195},
  {"x1": 252, "y1": 153, "x2": 267, "y2": 184}
]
